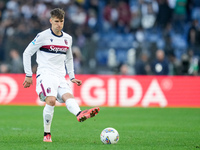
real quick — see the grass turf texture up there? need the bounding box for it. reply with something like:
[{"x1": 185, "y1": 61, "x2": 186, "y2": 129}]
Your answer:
[{"x1": 0, "y1": 106, "x2": 199, "y2": 150}]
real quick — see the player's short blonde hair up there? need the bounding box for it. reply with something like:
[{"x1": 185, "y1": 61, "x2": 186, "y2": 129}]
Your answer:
[{"x1": 50, "y1": 8, "x2": 65, "y2": 20}]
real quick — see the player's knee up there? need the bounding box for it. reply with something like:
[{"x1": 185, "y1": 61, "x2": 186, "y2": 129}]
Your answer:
[
  {"x1": 62, "y1": 93, "x2": 74, "y2": 102},
  {"x1": 46, "y1": 97, "x2": 56, "y2": 106}
]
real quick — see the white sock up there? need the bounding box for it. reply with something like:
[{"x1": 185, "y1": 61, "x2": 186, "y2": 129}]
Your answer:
[
  {"x1": 43, "y1": 104, "x2": 54, "y2": 133},
  {"x1": 65, "y1": 98, "x2": 81, "y2": 116}
]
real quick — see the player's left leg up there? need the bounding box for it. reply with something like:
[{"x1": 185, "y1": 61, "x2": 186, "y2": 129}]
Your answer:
[
  {"x1": 62, "y1": 93, "x2": 81, "y2": 116},
  {"x1": 57, "y1": 78, "x2": 100, "y2": 122},
  {"x1": 62, "y1": 93, "x2": 100, "y2": 122}
]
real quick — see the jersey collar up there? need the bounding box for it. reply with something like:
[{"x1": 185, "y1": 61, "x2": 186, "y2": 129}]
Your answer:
[{"x1": 50, "y1": 28, "x2": 63, "y2": 37}]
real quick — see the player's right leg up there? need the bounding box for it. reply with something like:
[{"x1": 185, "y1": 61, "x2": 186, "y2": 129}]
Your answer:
[
  {"x1": 36, "y1": 73, "x2": 59, "y2": 142},
  {"x1": 43, "y1": 96, "x2": 56, "y2": 142}
]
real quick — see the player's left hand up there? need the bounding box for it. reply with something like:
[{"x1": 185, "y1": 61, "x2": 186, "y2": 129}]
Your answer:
[
  {"x1": 71, "y1": 78, "x2": 82, "y2": 86},
  {"x1": 23, "y1": 76, "x2": 33, "y2": 88}
]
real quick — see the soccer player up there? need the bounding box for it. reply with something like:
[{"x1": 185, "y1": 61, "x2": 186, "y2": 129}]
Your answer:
[{"x1": 22, "y1": 8, "x2": 100, "y2": 142}]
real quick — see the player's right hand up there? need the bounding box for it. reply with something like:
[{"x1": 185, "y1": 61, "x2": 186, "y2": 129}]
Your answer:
[{"x1": 23, "y1": 76, "x2": 33, "y2": 88}]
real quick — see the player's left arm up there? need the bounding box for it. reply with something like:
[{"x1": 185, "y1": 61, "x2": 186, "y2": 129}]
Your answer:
[{"x1": 65, "y1": 36, "x2": 82, "y2": 86}]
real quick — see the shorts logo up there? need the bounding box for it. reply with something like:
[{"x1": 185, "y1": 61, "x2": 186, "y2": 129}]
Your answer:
[{"x1": 47, "y1": 87, "x2": 51, "y2": 93}]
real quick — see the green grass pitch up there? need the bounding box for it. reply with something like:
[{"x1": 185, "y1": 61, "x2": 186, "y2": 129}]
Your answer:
[{"x1": 0, "y1": 106, "x2": 199, "y2": 150}]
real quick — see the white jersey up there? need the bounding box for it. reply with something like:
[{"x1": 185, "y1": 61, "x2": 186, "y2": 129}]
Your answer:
[{"x1": 23, "y1": 28, "x2": 75, "y2": 80}]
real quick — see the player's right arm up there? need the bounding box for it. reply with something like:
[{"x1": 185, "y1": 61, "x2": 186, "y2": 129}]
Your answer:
[{"x1": 23, "y1": 33, "x2": 43, "y2": 88}]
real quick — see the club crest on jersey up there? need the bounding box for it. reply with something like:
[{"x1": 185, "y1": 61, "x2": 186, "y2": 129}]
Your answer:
[
  {"x1": 64, "y1": 39, "x2": 68, "y2": 45},
  {"x1": 50, "y1": 39, "x2": 53, "y2": 42}
]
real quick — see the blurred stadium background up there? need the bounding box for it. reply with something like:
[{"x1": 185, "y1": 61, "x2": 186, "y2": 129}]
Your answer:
[{"x1": 0, "y1": 0, "x2": 200, "y2": 75}]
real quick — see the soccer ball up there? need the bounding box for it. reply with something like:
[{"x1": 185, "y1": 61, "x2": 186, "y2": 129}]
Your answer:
[{"x1": 100, "y1": 127, "x2": 119, "y2": 144}]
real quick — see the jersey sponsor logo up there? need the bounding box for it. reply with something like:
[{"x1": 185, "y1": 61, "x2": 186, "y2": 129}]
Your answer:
[
  {"x1": 49, "y1": 45, "x2": 68, "y2": 52},
  {"x1": 40, "y1": 45, "x2": 69, "y2": 54}
]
